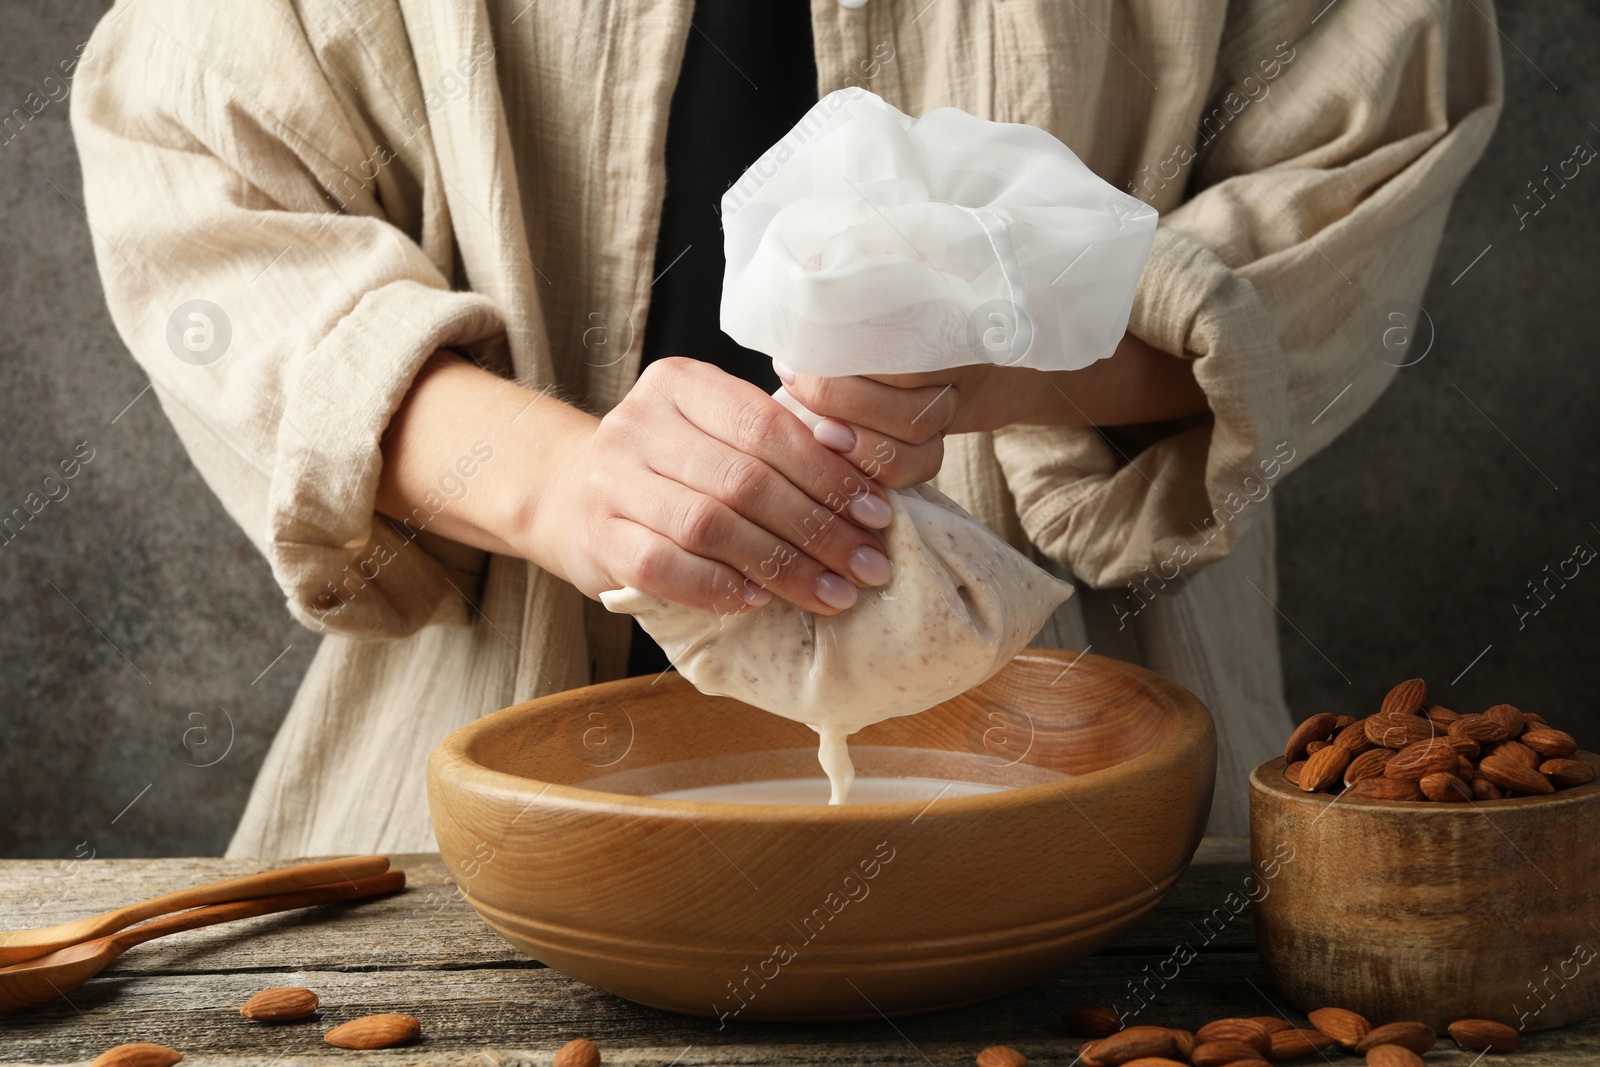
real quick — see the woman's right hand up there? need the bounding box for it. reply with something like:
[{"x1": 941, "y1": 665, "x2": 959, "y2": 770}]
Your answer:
[{"x1": 524, "y1": 357, "x2": 905, "y2": 617}]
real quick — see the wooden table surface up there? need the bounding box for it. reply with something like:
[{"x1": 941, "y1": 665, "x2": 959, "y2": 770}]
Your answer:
[{"x1": 2, "y1": 841, "x2": 1595, "y2": 1065}]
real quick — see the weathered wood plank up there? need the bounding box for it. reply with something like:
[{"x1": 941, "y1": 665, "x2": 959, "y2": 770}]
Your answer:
[
  {"x1": 0, "y1": 842, "x2": 1259, "y2": 975},
  {"x1": 6, "y1": 959, "x2": 1600, "y2": 1065},
  {"x1": 2, "y1": 845, "x2": 1596, "y2": 1065}
]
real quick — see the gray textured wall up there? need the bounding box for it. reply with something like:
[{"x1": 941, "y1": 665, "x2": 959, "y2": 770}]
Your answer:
[
  {"x1": 3, "y1": 2, "x2": 1596, "y2": 857},
  {"x1": 1, "y1": 0, "x2": 314, "y2": 857}
]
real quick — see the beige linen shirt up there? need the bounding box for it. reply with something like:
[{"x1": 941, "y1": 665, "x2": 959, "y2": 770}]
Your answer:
[{"x1": 71, "y1": 0, "x2": 1500, "y2": 854}]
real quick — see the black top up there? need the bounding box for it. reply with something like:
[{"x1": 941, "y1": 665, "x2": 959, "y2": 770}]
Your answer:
[{"x1": 626, "y1": 1, "x2": 819, "y2": 677}]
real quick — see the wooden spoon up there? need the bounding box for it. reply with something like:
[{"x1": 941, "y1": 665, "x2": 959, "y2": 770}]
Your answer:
[
  {"x1": 0, "y1": 854, "x2": 389, "y2": 965},
  {"x1": 0, "y1": 868, "x2": 405, "y2": 1014}
]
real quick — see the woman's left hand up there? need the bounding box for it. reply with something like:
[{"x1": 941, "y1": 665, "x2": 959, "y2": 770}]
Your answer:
[{"x1": 775, "y1": 331, "x2": 1212, "y2": 484}]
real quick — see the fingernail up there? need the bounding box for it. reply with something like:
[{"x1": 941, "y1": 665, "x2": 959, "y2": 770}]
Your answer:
[
  {"x1": 742, "y1": 579, "x2": 772, "y2": 607},
  {"x1": 813, "y1": 418, "x2": 856, "y2": 453},
  {"x1": 772, "y1": 359, "x2": 796, "y2": 385},
  {"x1": 848, "y1": 545, "x2": 892, "y2": 586},
  {"x1": 846, "y1": 492, "x2": 893, "y2": 529},
  {"x1": 814, "y1": 572, "x2": 858, "y2": 611}
]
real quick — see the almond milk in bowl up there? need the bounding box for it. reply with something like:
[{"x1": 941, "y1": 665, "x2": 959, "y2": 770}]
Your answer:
[{"x1": 426, "y1": 648, "x2": 1216, "y2": 1019}]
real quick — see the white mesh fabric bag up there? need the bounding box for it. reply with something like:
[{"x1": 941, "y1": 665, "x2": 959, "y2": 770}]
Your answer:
[{"x1": 719, "y1": 87, "x2": 1158, "y2": 375}]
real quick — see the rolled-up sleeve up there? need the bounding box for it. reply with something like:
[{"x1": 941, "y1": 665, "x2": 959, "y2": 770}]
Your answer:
[
  {"x1": 995, "y1": 0, "x2": 1503, "y2": 587},
  {"x1": 71, "y1": 1, "x2": 506, "y2": 636}
]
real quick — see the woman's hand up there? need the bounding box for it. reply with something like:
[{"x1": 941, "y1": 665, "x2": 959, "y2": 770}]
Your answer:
[
  {"x1": 377, "y1": 353, "x2": 902, "y2": 619},
  {"x1": 528, "y1": 358, "x2": 899, "y2": 616},
  {"x1": 774, "y1": 332, "x2": 1211, "y2": 466}
]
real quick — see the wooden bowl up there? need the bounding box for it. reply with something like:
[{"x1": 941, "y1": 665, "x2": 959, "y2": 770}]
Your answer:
[
  {"x1": 428, "y1": 648, "x2": 1215, "y2": 1020},
  {"x1": 1250, "y1": 754, "x2": 1600, "y2": 1031}
]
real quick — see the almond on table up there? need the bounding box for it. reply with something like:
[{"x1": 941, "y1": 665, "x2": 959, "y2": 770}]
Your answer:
[
  {"x1": 1308, "y1": 1006, "x2": 1370, "y2": 1048},
  {"x1": 1061, "y1": 1004, "x2": 1125, "y2": 1037},
  {"x1": 1365, "y1": 1045, "x2": 1425, "y2": 1067},
  {"x1": 553, "y1": 1038, "x2": 602, "y2": 1067},
  {"x1": 90, "y1": 1045, "x2": 182, "y2": 1067},
  {"x1": 1268, "y1": 1027, "x2": 1337, "y2": 1059},
  {"x1": 1247, "y1": 1016, "x2": 1294, "y2": 1034},
  {"x1": 1164, "y1": 1029, "x2": 1195, "y2": 1059},
  {"x1": 322, "y1": 1013, "x2": 420, "y2": 1050},
  {"x1": 1191, "y1": 1038, "x2": 1261, "y2": 1066},
  {"x1": 1071, "y1": 1009, "x2": 1519, "y2": 1067},
  {"x1": 1083, "y1": 1025, "x2": 1182, "y2": 1063},
  {"x1": 1354, "y1": 1021, "x2": 1436, "y2": 1055},
  {"x1": 1447, "y1": 1018, "x2": 1521, "y2": 1052},
  {"x1": 240, "y1": 986, "x2": 318, "y2": 1021},
  {"x1": 1195, "y1": 1017, "x2": 1272, "y2": 1052}
]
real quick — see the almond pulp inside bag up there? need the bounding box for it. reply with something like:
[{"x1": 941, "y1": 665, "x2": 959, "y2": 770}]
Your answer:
[
  {"x1": 601, "y1": 89, "x2": 1157, "y2": 803},
  {"x1": 601, "y1": 475, "x2": 1073, "y2": 804}
]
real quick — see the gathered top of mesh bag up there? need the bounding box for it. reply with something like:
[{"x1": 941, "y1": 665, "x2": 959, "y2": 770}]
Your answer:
[{"x1": 719, "y1": 87, "x2": 1158, "y2": 377}]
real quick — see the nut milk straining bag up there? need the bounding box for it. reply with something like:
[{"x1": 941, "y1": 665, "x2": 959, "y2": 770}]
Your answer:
[{"x1": 601, "y1": 89, "x2": 1157, "y2": 803}]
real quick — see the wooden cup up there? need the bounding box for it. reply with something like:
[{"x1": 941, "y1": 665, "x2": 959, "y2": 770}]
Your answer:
[
  {"x1": 428, "y1": 649, "x2": 1215, "y2": 1019},
  {"x1": 1250, "y1": 754, "x2": 1600, "y2": 1031}
]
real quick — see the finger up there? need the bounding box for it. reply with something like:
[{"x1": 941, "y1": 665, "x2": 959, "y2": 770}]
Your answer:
[
  {"x1": 601, "y1": 517, "x2": 769, "y2": 618},
  {"x1": 811, "y1": 418, "x2": 943, "y2": 489},
  {"x1": 646, "y1": 358, "x2": 893, "y2": 531},
  {"x1": 643, "y1": 412, "x2": 891, "y2": 602},
  {"x1": 776, "y1": 364, "x2": 958, "y2": 445},
  {"x1": 861, "y1": 371, "x2": 953, "y2": 389},
  {"x1": 617, "y1": 474, "x2": 871, "y2": 615}
]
